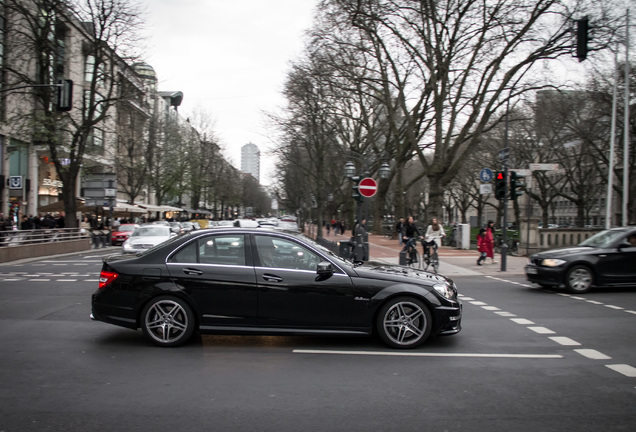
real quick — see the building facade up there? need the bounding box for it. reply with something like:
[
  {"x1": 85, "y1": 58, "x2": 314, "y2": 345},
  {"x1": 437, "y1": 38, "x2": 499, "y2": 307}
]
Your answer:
[{"x1": 241, "y1": 142, "x2": 260, "y2": 183}]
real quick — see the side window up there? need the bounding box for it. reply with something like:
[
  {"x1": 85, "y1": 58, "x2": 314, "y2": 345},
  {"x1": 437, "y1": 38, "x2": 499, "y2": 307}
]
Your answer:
[
  {"x1": 199, "y1": 234, "x2": 246, "y2": 266},
  {"x1": 255, "y1": 235, "x2": 320, "y2": 270},
  {"x1": 170, "y1": 241, "x2": 198, "y2": 263}
]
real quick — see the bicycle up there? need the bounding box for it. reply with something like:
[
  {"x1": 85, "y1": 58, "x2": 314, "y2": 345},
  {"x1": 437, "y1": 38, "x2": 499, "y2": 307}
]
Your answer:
[
  {"x1": 403, "y1": 238, "x2": 422, "y2": 269},
  {"x1": 421, "y1": 239, "x2": 440, "y2": 274}
]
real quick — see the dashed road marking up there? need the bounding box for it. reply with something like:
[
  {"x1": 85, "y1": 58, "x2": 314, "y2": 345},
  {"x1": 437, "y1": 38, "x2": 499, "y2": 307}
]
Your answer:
[
  {"x1": 549, "y1": 336, "x2": 581, "y2": 346},
  {"x1": 528, "y1": 326, "x2": 556, "y2": 335},
  {"x1": 575, "y1": 349, "x2": 611, "y2": 360},
  {"x1": 606, "y1": 364, "x2": 636, "y2": 377}
]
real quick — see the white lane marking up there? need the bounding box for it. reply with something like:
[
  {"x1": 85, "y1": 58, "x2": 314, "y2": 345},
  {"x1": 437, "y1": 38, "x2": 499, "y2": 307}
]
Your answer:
[
  {"x1": 528, "y1": 326, "x2": 556, "y2": 335},
  {"x1": 605, "y1": 364, "x2": 636, "y2": 377},
  {"x1": 2, "y1": 278, "x2": 22, "y2": 281},
  {"x1": 293, "y1": 350, "x2": 563, "y2": 358},
  {"x1": 495, "y1": 312, "x2": 517, "y2": 317},
  {"x1": 470, "y1": 301, "x2": 488, "y2": 306},
  {"x1": 482, "y1": 306, "x2": 501, "y2": 311},
  {"x1": 626, "y1": 310, "x2": 636, "y2": 315},
  {"x1": 57, "y1": 279, "x2": 77, "y2": 282},
  {"x1": 604, "y1": 305, "x2": 624, "y2": 310},
  {"x1": 511, "y1": 318, "x2": 535, "y2": 325},
  {"x1": 459, "y1": 296, "x2": 474, "y2": 301},
  {"x1": 586, "y1": 300, "x2": 604, "y2": 305},
  {"x1": 574, "y1": 349, "x2": 611, "y2": 360},
  {"x1": 549, "y1": 336, "x2": 581, "y2": 346},
  {"x1": 27, "y1": 279, "x2": 50, "y2": 282}
]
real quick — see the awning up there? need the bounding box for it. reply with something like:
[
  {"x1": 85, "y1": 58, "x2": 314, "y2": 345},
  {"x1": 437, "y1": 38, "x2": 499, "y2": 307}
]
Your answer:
[
  {"x1": 138, "y1": 204, "x2": 184, "y2": 212},
  {"x1": 113, "y1": 203, "x2": 147, "y2": 214}
]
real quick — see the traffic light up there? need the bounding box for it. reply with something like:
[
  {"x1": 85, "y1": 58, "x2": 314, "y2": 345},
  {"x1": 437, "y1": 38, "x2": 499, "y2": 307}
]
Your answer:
[
  {"x1": 351, "y1": 177, "x2": 363, "y2": 202},
  {"x1": 56, "y1": 79, "x2": 73, "y2": 111},
  {"x1": 576, "y1": 17, "x2": 589, "y2": 62},
  {"x1": 509, "y1": 171, "x2": 523, "y2": 200},
  {"x1": 494, "y1": 171, "x2": 506, "y2": 201}
]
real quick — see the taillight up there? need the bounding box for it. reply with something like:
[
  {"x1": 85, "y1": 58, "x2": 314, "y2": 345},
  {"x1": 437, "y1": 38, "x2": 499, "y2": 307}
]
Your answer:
[{"x1": 99, "y1": 270, "x2": 119, "y2": 289}]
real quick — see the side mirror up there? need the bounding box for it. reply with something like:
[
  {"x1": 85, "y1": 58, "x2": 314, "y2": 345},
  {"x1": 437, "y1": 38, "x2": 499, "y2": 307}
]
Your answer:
[
  {"x1": 316, "y1": 261, "x2": 334, "y2": 275},
  {"x1": 618, "y1": 241, "x2": 632, "y2": 249}
]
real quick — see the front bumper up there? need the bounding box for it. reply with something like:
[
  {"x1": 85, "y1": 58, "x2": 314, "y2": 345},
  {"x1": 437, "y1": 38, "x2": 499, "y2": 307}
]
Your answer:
[
  {"x1": 435, "y1": 301, "x2": 462, "y2": 335},
  {"x1": 525, "y1": 264, "x2": 564, "y2": 287}
]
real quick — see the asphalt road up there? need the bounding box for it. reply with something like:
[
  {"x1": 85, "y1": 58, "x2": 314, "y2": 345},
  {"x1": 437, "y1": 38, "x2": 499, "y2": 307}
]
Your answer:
[{"x1": 0, "y1": 248, "x2": 635, "y2": 432}]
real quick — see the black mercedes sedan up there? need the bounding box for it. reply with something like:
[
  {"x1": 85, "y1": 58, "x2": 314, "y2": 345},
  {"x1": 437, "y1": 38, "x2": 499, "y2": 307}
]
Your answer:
[
  {"x1": 91, "y1": 228, "x2": 462, "y2": 348},
  {"x1": 525, "y1": 227, "x2": 636, "y2": 293}
]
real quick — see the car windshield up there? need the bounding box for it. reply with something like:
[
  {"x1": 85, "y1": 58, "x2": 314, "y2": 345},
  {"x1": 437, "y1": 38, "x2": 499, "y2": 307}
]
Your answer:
[
  {"x1": 118, "y1": 225, "x2": 136, "y2": 232},
  {"x1": 579, "y1": 229, "x2": 626, "y2": 248},
  {"x1": 133, "y1": 227, "x2": 169, "y2": 237}
]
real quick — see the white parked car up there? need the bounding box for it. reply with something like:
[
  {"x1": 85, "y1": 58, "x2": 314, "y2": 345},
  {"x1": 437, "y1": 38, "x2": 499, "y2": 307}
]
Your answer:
[{"x1": 122, "y1": 225, "x2": 176, "y2": 254}]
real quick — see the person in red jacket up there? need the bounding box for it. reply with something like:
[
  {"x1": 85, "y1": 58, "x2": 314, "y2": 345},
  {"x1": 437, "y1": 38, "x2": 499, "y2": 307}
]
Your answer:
[
  {"x1": 476, "y1": 227, "x2": 488, "y2": 266},
  {"x1": 485, "y1": 220, "x2": 496, "y2": 264}
]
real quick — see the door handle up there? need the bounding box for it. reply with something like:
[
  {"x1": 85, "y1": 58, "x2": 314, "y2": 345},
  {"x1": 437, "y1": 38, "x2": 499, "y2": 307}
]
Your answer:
[
  {"x1": 183, "y1": 268, "x2": 203, "y2": 276},
  {"x1": 263, "y1": 274, "x2": 283, "y2": 283}
]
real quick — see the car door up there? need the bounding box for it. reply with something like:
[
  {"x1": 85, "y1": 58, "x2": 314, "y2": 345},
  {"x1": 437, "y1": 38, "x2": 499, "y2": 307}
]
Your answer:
[
  {"x1": 166, "y1": 233, "x2": 258, "y2": 327},
  {"x1": 595, "y1": 231, "x2": 636, "y2": 284},
  {"x1": 252, "y1": 234, "x2": 355, "y2": 328}
]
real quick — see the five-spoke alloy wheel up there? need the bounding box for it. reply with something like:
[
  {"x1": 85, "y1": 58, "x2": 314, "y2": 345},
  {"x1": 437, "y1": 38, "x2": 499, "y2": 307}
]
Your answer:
[
  {"x1": 141, "y1": 296, "x2": 195, "y2": 347},
  {"x1": 377, "y1": 297, "x2": 432, "y2": 349}
]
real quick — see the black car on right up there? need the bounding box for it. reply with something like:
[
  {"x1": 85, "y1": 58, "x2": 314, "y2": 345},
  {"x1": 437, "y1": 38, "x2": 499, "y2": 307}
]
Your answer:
[{"x1": 525, "y1": 227, "x2": 636, "y2": 293}]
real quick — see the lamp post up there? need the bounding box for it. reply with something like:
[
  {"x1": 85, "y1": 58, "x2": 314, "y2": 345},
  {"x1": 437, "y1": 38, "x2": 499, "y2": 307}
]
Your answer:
[{"x1": 344, "y1": 157, "x2": 391, "y2": 261}]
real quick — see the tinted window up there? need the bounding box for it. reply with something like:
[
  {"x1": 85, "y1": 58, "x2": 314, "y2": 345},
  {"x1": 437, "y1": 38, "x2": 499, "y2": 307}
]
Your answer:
[
  {"x1": 255, "y1": 235, "x2": 319, "y2": 270},
  {"x1": 170, "y1": 234, "x2": 246, "y2": 266}
]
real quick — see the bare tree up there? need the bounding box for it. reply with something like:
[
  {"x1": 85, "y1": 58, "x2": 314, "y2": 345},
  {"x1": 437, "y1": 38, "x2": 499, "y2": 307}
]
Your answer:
[{"x1": 4, "y1": 0, "x2": 144, "y2": 227}]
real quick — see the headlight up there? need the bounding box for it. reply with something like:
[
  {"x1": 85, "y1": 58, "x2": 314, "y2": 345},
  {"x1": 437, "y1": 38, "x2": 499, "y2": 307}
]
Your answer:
[
  {"x1": 542, "y1": 258, "x2": 566, "y2": 267},
  {"x1": 122, "y1": 241, "x2": 132, "y2": 251},
  {"x1": 433, "y1": 283, "x2": 455, "y2": 300}
]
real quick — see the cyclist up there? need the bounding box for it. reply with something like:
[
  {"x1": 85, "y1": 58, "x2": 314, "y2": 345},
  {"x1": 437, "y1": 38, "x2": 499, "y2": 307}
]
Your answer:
[
  {"x1": 401, "y1": 216, "x2": 421, "y2": 262},
  {"x1": 423, "y1": 218, "x2": 445, "y2": 259}
]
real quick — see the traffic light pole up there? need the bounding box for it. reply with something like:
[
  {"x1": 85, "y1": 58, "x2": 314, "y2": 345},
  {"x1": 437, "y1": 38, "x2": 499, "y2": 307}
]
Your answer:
[{"x1": 501, "y1": 162, "x2": 508, "y2": 272}]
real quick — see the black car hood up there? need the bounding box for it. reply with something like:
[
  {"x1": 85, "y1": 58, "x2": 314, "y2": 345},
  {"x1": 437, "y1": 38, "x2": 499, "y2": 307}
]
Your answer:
[
  {"x1": 533, "y1": 246, "x2": 595, "y2": 259},
  {"x1": 352, "y1": 261, "x2": 450, "y2": 285}
]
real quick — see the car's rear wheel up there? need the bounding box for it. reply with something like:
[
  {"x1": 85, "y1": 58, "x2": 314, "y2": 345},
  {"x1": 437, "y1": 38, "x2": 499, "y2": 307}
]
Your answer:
[
  {"x1": 565, "y1": 265, "x2": 593, "y2": 293},
  {"x1": 141, "y1": 296, "x2": 195, "y2": 347},
  {"x1": 377, "y1": 297, "x2": 432, "y2": 349}
]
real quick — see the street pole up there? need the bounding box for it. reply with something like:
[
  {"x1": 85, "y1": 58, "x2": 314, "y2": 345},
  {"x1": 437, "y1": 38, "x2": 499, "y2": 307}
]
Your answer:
[{"x1": 501, "y1": 99, "x2": 511, "y2": 272}]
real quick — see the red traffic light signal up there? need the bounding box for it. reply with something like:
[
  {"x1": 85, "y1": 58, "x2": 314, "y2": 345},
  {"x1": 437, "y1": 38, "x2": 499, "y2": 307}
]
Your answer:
[{"x1": 495, "y1": 171, "x2": 506, "y2": 200}]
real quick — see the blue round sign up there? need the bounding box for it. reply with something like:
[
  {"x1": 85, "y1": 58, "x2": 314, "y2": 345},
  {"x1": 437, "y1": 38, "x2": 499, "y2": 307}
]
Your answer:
[{"x1": 479, "y1": 168, "x2": 493, "y2": 182}]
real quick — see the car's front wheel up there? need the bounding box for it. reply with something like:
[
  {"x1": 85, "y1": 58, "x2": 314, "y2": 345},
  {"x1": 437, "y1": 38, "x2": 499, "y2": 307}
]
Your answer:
[
  {"x1": 565, "y1": 265, "x2": 594, "y2": 293},
  {"x1": 377, "y1": 297, "x2": 432, "y2": 349},
  {"x1": 141, "y1": 296, "x2": 195, "y2": 347}
]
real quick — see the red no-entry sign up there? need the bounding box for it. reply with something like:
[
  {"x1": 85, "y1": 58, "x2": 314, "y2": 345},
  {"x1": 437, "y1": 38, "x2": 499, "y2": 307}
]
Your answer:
[{"x1": 358, "y1": 177, "x2": 378, "y2": 198}]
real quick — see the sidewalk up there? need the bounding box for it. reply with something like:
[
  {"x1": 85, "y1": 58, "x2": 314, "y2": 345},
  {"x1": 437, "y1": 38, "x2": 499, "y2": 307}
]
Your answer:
[{"x1": 320, "y1": 230, "x2": 528, "y2": 277}]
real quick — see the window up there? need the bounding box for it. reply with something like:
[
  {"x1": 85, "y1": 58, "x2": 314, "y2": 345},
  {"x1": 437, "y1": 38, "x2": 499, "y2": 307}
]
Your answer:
[
  {"x1": 255, "y1": 235, "x2": 319, "y2": 271},
  {"x1": 170, "y1": 235, "x2": 246, "y2": 266}
]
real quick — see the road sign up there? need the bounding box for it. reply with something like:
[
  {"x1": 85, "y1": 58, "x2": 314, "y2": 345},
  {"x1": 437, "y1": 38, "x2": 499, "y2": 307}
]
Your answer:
[
  {"x1": 499, "y1": 147, "x2": 510, "y2": 160},
  {"x1": 529, "y1": 163, "x2": 559, "y2": 171},
  {"x1": 511, "y1": 169, "x2": 532, "y2": 176},
  {"x1": 480, "y1": 184, "x2": 493, "y2": 194},
  {"x1": 358, "y1": 177, "x2": 378, "y2": 198},
  {"x1": 479, "y1": 168, "x2": 493, "y2": 182},
  {"x1": 9, "y1": 176, "x2": 22, "y2": 189}
]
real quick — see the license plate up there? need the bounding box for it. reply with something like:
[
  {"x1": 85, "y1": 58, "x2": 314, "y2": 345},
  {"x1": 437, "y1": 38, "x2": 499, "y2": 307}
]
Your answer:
[{"x1": 526, "y1": 267, "x2": 538, "y2": 275}]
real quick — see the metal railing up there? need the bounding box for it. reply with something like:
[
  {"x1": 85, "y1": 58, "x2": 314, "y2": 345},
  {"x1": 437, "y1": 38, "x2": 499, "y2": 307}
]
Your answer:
[{"x1": 0, "y1": 228, "x2": 90, "y2": 247}]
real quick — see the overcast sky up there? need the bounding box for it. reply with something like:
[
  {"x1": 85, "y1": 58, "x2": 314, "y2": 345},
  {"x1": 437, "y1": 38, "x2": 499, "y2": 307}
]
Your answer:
[{"x1": 140, "y1": 1, "x2": 318, "y2": 184}]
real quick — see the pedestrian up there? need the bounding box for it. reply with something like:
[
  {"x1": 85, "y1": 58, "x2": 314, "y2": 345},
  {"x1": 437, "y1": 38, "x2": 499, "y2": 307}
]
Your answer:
[
  {"x1": 476, "y1": 227, "x2": 488, "y2": 266},
  {"x1": 353, "y1": 217, "x2": 369, "y2": 261},
  {"x1": 485, "y1": 220, "x2": 496, "y2": 264},
  {"x1": 395, "y1": 217, "x2": 405, "y2": 245}
]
